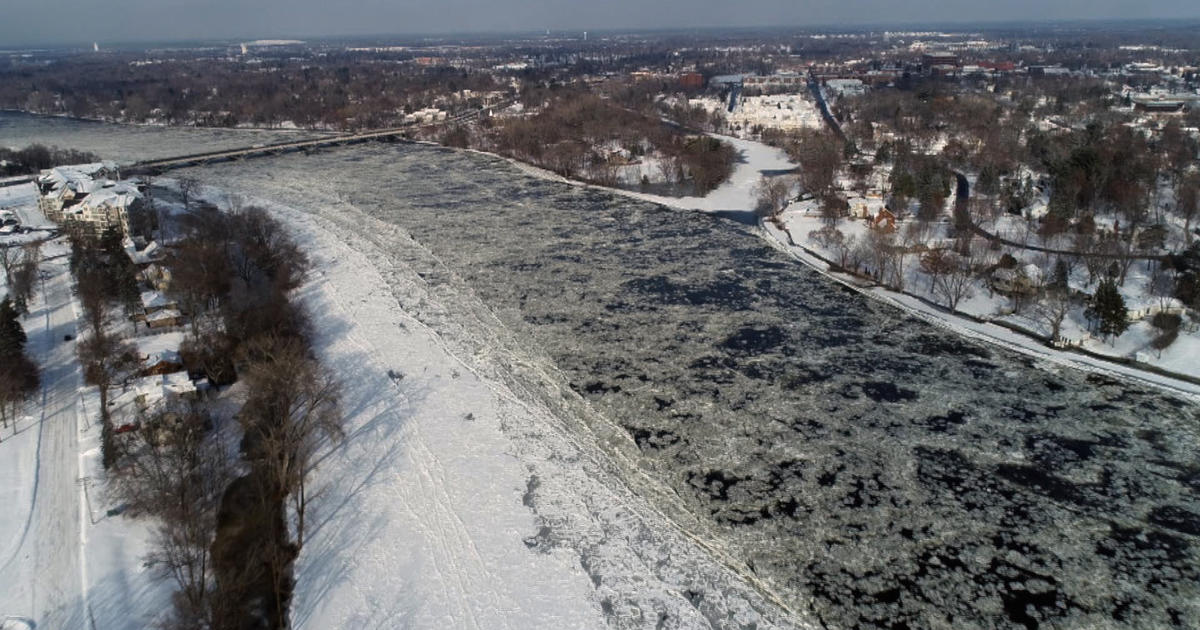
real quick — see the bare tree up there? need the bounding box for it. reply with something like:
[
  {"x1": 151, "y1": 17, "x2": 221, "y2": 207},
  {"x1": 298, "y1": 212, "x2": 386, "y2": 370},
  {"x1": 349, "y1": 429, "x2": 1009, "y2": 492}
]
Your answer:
[
  {"x1": 753, "y1": 176, "x2": 792, "y2": 220},
  {"x1": 1177, "y1": 173, "x2": 1199, "y2": 245},
  {"x1": 78, "y1": 330, "x2": 139, "y2": 466},
  {"x1": 862, "y1": 228, "x2": 894, "y2": 283},
  {"x1": 0, "y1": 245, "x2": 17, "y2": 287},
  {"x1": 177, "y1": 176, "x2": 201, "y2": 213},
  {"x1": 933, "y1": 252, "x2": 976, "y2": 311},
  {"x1": 240, "y1": 336, "x2": 343, "y2": 549},
  {"x1": 1034, "y1": 287, "x2": 1073, "y2": 341},
  {"x1": 115, "y1": 402, "x2": 232, "y2": 627}
]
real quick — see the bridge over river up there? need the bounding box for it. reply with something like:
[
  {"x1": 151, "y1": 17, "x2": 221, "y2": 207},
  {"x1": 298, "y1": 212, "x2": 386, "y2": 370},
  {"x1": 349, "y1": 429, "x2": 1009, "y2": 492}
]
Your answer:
[{"x1": 127, "y1": 100, "x2": 512, "y2": 174}]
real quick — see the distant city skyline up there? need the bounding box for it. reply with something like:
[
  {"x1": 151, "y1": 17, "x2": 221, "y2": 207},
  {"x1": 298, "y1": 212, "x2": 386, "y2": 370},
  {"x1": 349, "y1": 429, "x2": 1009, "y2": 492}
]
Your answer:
[{"x1": 2, "y1": 0, "x2": 1200, "y2": 47}]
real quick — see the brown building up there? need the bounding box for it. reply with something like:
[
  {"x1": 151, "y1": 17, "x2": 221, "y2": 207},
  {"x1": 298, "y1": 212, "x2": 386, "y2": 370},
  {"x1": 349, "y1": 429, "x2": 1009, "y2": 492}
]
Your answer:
[
  {"x1": 678, "y1": 72, "x2": 705, "y2": 90},
  {"x1": 921, "y1": 53, "x2": 960, "y2": 71}
]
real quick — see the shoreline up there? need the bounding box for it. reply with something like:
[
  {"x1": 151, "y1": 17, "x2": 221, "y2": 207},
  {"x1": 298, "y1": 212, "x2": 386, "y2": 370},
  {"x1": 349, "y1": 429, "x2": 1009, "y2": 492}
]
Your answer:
[
  {"x1": 457, "y1": 139, "x2": 1200, "y2": 400},
  {"x1": 755, "y1": 219, "x2": 1200, "y2": 399},
  {"x1": 0, "y1": 108, "x2": 340, "y2": 135}
]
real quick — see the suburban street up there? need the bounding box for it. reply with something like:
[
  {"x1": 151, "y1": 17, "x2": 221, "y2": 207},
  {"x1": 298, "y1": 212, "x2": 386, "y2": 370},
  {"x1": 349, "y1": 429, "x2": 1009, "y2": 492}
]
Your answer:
[{"x1": 0, "y1": 246, "x2": 87, "y2": 629}]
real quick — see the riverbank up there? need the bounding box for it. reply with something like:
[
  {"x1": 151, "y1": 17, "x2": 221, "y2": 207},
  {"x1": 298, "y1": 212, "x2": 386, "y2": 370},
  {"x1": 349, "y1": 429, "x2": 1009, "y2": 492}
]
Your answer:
[
  {"x1": 758, "y1": 219, "x2": 1200, "y2": 398},
  {"x1": 0, "y1": 108, "x2": 341, "y2": 134},
  {"x1": 490, "y1": 135, "x2": 1200, "y2": 399},
  {"x1": 184, "y1": 141, "x2": 1200, "y2": 629}
]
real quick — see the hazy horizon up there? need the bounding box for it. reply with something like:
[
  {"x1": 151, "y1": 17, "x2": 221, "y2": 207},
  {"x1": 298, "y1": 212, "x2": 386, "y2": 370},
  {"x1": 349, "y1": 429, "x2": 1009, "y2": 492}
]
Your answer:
[{"x1": 3, "y1": 1, "x2": 1200, "y2": 48}]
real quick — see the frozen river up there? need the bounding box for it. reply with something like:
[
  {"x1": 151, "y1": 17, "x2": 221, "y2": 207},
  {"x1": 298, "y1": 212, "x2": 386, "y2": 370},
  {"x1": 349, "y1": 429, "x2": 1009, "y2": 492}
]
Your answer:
[
  {"x1": 4, "y1": 113, "x2": 1198, "y2": 629},
  {"x1": 0, "y1": 110, "x2": 331, "y2": 164},
  {"x1": 190, "y1": 143, "x2": 1200, "y2": 630}
]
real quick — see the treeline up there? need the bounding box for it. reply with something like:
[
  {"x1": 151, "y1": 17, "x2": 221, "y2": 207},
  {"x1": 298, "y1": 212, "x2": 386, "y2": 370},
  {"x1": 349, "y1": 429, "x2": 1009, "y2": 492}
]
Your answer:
[
  {"x1": 1, "y1": 240, "x2": 45, "y2": 439},
  {"x1": 459, "y1": 90, "x2": 736, "y2": 195},
  {"x1": 1, "y1": 53, "x2": 501, "y2": 130},
  {"x1": 69, "y1": 204, "x2": 341, "y2": 629},
  {"x1": 0, "y1": 143, "x2": 101, "y2": 176}
]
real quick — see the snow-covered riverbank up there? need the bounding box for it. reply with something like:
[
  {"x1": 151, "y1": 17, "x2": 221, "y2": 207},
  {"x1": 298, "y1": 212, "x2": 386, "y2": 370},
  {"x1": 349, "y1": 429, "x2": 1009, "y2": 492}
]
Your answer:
[
  {"x1": 513, "y1": 131, "x2": 1200, "y2": 400},
  {"x1": 202, "y1": 187, "x2": 809, "y2": 629}
]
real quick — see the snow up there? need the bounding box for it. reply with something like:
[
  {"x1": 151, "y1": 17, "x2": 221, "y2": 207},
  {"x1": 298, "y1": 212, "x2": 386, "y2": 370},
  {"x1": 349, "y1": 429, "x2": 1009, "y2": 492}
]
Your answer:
[
  {"x1": 266, "y1": 205, "x2": 605, "y2": 629},
  {"x1": 0, "y1": 182, "x2": 53, "y2": 246},
  {"x1": 180, "y1": 172, "x2": 807, "y2": 629},
  {"x1": 0, "y1": 240, "x2": 170, "y2": 630},
  {"x1": 759, "y1": 219, "x2": 1200, "y2": 398},
  {"x1": 134, "y1": 330, "x2": 184, "y2": 365},
  {"x1": 509, "y1": 134, "x2": 794, "y2": 216}
]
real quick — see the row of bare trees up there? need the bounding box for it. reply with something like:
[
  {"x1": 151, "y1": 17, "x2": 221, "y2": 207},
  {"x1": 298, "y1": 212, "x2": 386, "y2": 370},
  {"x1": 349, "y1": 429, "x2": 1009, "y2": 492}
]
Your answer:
[
  {"x1": 468, "y1": 89, "x2": 737, "y2": 195},
  {"x1": 107, "y1": 201, "x2": 342, "y2": 630}
]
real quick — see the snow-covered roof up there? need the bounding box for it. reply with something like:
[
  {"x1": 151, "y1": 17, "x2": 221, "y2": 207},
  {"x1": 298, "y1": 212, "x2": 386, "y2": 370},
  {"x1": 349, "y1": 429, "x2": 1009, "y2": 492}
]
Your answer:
[
  {"x1": 145, "y1": 308, "x2": 183, "y2": 324},
  {"x1": 140, "y1": 290, "x2": 173, "y2": 311},
  {"x1": 79, "y1": 181, "x2": 141, "y2": 211},
  {"x1": 144, "y1": 307, "x2": 181, "y2": 324},
  {"x1": 137, "y1": 331, "x2": 184, "y2": 367},
  {"x1": 127, "y1": 240, "x2": 164, "y2": 265},
  {"x1": 144, "y1": 307, "x2": 182, "y2": 324},
  {"x1": 112, "y1": 371, "x2": 197, "y2": 423},
  {"x1": 37, "y1": 161, "x2": 119, "y2": 192}
]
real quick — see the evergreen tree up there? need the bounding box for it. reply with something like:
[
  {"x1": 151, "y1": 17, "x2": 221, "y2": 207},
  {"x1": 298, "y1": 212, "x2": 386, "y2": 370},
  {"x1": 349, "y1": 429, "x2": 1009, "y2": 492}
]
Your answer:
[
  {"x1": 0, "y1": 297, "x2": 26, "y2": 356},
  {"x1": 0, "y1": 296, "x2": 38, "y2": 434},
  {"x1": 1048, "y1": 258, "x2": 1070, "y2": 293},
  {"x1": 976, "y1": 164, "x2": 999, "y2": 197},
  {"x1": 1086, "y1": 278, "x2": 1129, "y2": 341}
]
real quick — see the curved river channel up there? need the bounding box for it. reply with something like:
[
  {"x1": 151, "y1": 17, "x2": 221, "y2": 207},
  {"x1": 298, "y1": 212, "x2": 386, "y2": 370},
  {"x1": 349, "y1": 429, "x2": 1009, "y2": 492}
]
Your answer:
[
  {"x1": 186, "y1": 142, "x2": 1200, "y2": 630},
  {"x1": 4, "y1": 112, "x2": 1197, "y2": 629}
]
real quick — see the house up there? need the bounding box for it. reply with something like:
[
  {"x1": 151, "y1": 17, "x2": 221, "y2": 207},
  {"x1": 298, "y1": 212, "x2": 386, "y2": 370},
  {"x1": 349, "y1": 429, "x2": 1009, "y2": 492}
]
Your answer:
[
  {"x1": 140, "y1": 290, "x2": 177, "y2": 314},
  {"x1": 110, "y1": 370, "x2": 199, "y2": 435},
  {"x1": 139, "y1": 264, "x2": 172, "y2": 291},
  {"x1": 126, "y1": 239, "x2": 165, "y2": 266},
  {"x1": 137, "y1": 331, "x2": 185, "y2": 376},
  {"x1": 870, "y1": 208, "x2": 897, "y2": 231},
  {"x1": 145, "y1": 308, "x2": 184, "y2": 330}
]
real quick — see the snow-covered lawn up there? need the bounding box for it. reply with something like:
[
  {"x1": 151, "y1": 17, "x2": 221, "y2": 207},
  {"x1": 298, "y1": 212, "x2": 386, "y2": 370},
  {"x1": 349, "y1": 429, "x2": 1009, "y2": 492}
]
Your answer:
[{"x1": 761, "y1": 215, "x2": 1200, "y2": 397}]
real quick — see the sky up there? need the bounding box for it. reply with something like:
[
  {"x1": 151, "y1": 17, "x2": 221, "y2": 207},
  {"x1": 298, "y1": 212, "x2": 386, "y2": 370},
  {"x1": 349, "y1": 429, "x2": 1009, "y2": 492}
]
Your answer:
[{"x1": 1, "y1": 0, "x2": 1198, "y2": 47}]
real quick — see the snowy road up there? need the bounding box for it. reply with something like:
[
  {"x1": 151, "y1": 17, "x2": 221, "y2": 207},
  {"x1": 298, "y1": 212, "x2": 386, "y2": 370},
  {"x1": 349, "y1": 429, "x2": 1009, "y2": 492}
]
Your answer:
[{"x1": 0, "y1": 250, "x2": 87, "y2": 629}]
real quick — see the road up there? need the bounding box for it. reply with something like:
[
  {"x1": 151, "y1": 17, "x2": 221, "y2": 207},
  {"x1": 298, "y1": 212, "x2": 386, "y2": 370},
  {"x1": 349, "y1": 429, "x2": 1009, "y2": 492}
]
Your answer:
[{"x1": 0, "y1": 246, "x2": 88, "y2": 629}]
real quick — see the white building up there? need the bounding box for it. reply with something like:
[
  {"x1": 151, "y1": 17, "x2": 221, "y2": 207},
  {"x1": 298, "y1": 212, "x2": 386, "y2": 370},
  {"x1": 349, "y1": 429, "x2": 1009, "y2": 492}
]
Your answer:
[{"x1": 36, "y1": 162, "x2": 142, "y2": 236}]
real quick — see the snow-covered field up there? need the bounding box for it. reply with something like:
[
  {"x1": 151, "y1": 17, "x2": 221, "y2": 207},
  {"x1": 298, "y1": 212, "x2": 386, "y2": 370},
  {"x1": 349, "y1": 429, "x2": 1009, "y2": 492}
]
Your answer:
[{"x1": 506, "y1": 133, "x2": 794, "y2": 217}]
